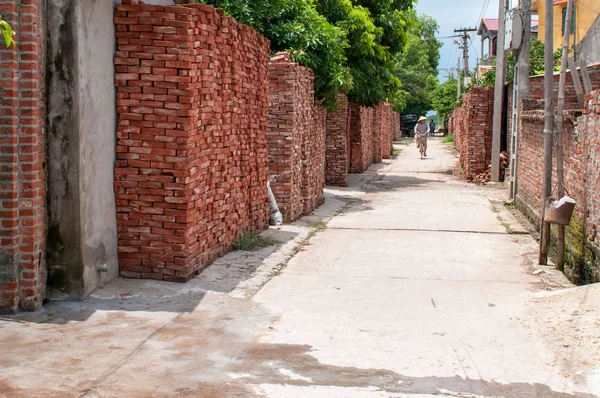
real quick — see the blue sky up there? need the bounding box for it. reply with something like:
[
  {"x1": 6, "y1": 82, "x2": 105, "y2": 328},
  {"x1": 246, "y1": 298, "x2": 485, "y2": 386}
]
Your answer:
[{"x1": 415, "y1": 0, "x2": 499, "y2": 80}]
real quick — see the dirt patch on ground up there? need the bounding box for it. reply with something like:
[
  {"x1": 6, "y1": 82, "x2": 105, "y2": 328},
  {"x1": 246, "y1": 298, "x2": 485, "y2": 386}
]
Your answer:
[{"x1": 519, "y1": 284, "x2": 600, "y2": 392}]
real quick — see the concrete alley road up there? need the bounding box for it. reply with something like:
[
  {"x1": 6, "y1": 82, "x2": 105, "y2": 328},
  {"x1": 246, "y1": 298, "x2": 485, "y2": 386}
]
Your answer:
[{"x1": 1, "y1": 139, "x2": 598, "y2": 397}]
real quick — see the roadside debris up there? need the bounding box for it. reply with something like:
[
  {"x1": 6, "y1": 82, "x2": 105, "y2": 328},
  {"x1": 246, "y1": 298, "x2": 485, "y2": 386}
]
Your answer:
[{"x1": 473, "y1": 151, "x2": 509, "y2": 184}]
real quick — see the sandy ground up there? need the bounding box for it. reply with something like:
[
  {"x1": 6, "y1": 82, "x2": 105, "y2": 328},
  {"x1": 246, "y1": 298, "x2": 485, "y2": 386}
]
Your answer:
[{"x1": 0, "y1": 138, "x2": 598, "y2": 397}]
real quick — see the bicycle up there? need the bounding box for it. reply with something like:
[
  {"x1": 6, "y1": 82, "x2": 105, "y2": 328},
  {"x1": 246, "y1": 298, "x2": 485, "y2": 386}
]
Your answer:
[{"x1": 416, "y1": 135, "x2": 426, "y2": 159}]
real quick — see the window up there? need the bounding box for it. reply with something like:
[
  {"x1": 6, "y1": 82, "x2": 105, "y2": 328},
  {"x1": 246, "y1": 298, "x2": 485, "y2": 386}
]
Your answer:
[{"x1": 562, "y1": 6, "x2": 576, "y2": 36}]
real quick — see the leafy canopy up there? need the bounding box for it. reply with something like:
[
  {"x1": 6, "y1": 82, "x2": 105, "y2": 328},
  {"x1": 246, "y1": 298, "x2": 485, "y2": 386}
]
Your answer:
[
  {"x1": 431, "y1": 75, "x2": 458, "y2": 121},
  {"x1": 196, "y1": 0, "x2": 352, "y2": 109},
  {"x1": 195, "y1": 0, "x2": 435, "y2": 111},
  {"x1": 393, "y1": 11, "x2": 441, "y2": 115}
]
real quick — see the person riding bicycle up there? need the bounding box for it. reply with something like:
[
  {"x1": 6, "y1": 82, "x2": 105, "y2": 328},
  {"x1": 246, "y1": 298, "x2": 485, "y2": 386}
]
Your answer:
[{"x1": 414, "y1": 116, "x2": 429, "y2": 157}]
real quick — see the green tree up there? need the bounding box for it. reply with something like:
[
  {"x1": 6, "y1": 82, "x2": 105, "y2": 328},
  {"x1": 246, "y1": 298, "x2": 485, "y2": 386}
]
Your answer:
[
  {"x1": 473, "y1": 38, "x2": 563, "y2": 87},
  {"x1": 393, "y1": 12, "x2": 441, "y2": 115},
  {"x1": 196, "y1": 0, "x2": 352, "y2": 109},
  {"x1": 0, "y1": 15, "x2": 15, "y2": 48},
  {"x1": 317, "y1": 0, "x2": 413, "y2": 107},
  {"x1": 431, "y1": 75, "x2": 458, "y2": 121}
]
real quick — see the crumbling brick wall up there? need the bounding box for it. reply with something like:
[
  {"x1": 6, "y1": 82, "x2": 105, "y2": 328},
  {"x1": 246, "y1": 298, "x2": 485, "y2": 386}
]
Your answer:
[
  {"x1": 0, "y1": 0, "x2": 47, "y2": 313},
  {"x1": 114, "y1": 2, "x2": 270, "y2": 282},
  {"x1": 267, "y1": 53, "x2": 326, "y2": 223},
  {"x1": 450, "y1": 87, "x2": 494, "y2": 180},
  {"x1": 517, "y1": 94, "x2": 600, "y2": 284},
  {"x1": 325, "y1": 95, "x2": 351, "y2": 187},
  {"x1": 349, "y1": 104, "x2": 374, "y2": 173}
]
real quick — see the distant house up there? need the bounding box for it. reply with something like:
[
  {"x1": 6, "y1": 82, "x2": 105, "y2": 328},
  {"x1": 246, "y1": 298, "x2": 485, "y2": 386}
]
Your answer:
[
  {"x1": 534, "y1": 0, "x2": 600, "y2": 52},
  {"x1": 476, "y1": 17, "x2": 539, "y2": 77},
  {"x1": 477, "y1": 17, "x2": 539, "y2": 62}
]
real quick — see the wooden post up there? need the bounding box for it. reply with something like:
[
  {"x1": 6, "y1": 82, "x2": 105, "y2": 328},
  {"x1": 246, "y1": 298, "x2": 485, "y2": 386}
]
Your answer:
[
  {"x1": 491, "y1": 0, "x2": 508, "y2": 182},
  {"x1": 578, "y1": 58, "x2": 593, "y2": 93},
  {"x1": 539, "y1": 0, "x2": 554, "y2": 265},
  {"x1": 555, "y1": 0, "x2": 574, "y2": 270},
  {"x1": 568, "y1": 58, "x2": 585, "y2": 107}
]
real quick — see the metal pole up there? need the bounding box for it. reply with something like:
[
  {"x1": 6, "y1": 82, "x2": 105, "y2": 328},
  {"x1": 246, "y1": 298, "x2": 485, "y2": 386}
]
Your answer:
[
  {"x1": 491, "y1": 0, "x2": 508, "y2": 182},
  {"x1": 555, "y1": 0, "x2": 574, "y2": 269},
  {"x1": 539, "y1": 0, "x2": 555, "y2": 265}
]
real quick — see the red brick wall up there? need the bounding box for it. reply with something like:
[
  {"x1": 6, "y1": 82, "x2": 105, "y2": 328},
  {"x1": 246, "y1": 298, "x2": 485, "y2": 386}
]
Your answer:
[
  {"x1": 114, "y1": 2, "x2": 270, "y2": 282},
  {"x1": 267, "y1": 52, "x2": 325, "y2": 222},
  {"x1": 450, "y1": 87, "x2": 494, "y2": 180},
  {"x1": 325, "y1": 95, "x2": 350, "y2": 187},
  {"x1": 507, "y1": 64, "x2": 600, "y2": 154},
  {"x1": 349, "y1": 104, "x2": 374, "y2": 173},
  {"x1": 517, "y1": 94, "x2": 600, "y2": 284},
  {"x1": 0, "y1": 0, "x2": 47, "y2": 313}
]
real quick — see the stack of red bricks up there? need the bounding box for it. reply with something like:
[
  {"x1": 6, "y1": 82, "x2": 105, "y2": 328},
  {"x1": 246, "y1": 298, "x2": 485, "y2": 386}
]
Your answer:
[
  {"x1": 349, "y1": 104, "x2": 374, "y2": 173},
  {"x1": 0, "y1": 0, "x2": 47, "y2": 313},
  {"x1": 267, "y1": 52, "x2": 326, "y2": 223},
  {"x1": 378, "y1": 103, "x2": 394, "y2": 160},
  {"x1": 391, "y1": 111, "x2": 401, "y2": 141},
  {"x1": 451, "y1": 87, "x2": 494, "y2": 181},
  {"x1": 325, "y1": 95, "x2": 351, "y2": 187},
  {"x1": 372, "y1": 106, "x2": 383, "y2": 164},
  {"x1": 114, "y1": 1, "x2": 270, "y2": 282}
]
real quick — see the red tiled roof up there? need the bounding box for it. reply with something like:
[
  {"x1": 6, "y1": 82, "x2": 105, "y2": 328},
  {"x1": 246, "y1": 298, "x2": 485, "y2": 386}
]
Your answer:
[
  {"x1": 479, "y1": 18, "x2": 540, "y2": 34},
  {"x1": 483, "y1": 18, "x2": 499, "y2": 31}
]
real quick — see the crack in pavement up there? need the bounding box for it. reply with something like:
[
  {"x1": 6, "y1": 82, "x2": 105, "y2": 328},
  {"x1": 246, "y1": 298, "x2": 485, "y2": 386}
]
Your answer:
[{"x1": 327, "y1": 226, "x2": 530, "y2": 235}]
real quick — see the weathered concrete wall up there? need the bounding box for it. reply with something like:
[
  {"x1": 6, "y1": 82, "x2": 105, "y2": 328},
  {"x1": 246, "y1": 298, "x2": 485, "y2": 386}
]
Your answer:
[
  {"x1": 577, "y1": 14, "x2": 600, "y2": 65},
  {"x1": 0, "y1": 0, "x2": 47, "y2": 313},
  {"x1": 46, "y1": 0, "x2": 174, "y2": 299}
]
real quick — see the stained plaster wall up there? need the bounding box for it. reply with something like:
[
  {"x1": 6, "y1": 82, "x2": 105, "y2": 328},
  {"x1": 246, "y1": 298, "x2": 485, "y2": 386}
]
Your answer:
[{"x1": 46, "y1": 0, "x2": 174, "y2": 299}]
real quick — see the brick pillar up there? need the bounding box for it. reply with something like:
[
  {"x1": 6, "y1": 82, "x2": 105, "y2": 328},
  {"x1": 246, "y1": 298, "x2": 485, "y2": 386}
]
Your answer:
[
  {"x1": 372, "y1": 105, "x2": 383, "y2": 164},
  {"x1": 0, "y1": 0, "x2": 47, "y2": 313},
  {"x1": 268, "y1": 52, "x2": 326, "y2": 222},
  {"x1": 325, "y1": 95, "x2": 350, "y2": 186},
  {"x1": 349, "y1": 103, "x2": 374, "y2": 173}
]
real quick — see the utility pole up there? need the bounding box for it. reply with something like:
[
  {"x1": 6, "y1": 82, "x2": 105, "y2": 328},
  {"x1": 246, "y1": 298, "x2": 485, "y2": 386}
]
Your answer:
[
  {"x1": 555, "y1": 0, "x2": 574, "y2": 269},
  {"x1": 539, "y1": 0, "x2": 555, "y2": 265},
  {"x1": 491, "y1": 0, "x2": 509, "y2": 182},
  {"x1": 457, "y1": 57, "x2": 461, "y2": 101},
  {"x1": 454, "y1": 27, "x2": 477, "y2": 76},
  {"x1": 509, "y1": 0, "x2": 533, "y2": 199}
]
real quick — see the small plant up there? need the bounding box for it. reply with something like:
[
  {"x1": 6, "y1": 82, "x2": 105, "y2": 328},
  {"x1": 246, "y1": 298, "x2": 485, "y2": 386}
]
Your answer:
[
  {"x1": 391, "y1": 148, "x2": 402, "y2": 158},
  {"x1": 233, "y1": 233, "x2": 280, "y2": 252},
  {"x1": 442, "y1": 135, "x2": 454, "y2": 144},
  {"x1": 0, "y1": 16, "x2": 15, "y2": 48}
]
